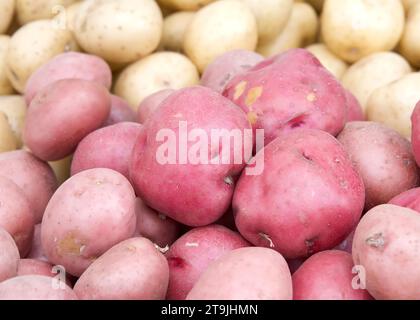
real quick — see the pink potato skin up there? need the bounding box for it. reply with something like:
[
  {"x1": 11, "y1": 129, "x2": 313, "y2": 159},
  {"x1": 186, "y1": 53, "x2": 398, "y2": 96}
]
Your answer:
[
  {"x1": 27, "y1": 224, "x2": 48, "y2": 261},
  {"x1": 223, "y1": 48, "x2": 347, "y2": 145},
  {"x1": 0, "y1": 176, "x2": 35, "y2": 257},
  {"x1": 104, "y1": 95, "x2": 136, "y2": 126},
  {"x1": 24, "y1": 79, "x2": 111, "y2": 161},
  {"x1": 337, "y1": 121, "x2": 419, "y2": 210},
  {"x1": 71, "y1": 122, "x2": 143, "y2": 179},
  {"x1": 0, "y1": 275, "x2": 77, "y2": 300},
  {"x1": 352, "y1": 204, "x2": 420, "y2": 300},
  {"x1": 137, "y1": 89, "x2": 174, "y2": 123},
  {"x1": 24, "y1": 52, "x2": 112, "y2": 105},
  {"x1": 130, "y1": 86, "x2": 252, "y2": 226},
  {"x1": 0, "y1": 150, "x2": 57, "y2": 223},
  {"x1": 41, "y1": 168, "x2": 137, "y2": 277},
  {"x1": 389, "y1": 187, "x2": 420, "y2": 212},
  {"x1": 166, "y1": 224, "x2": 250, "y2": 300},
  {"x1": 293, "y1": 250, "x2": 372, "y2": 300},
  {"x1": 334, "y1": 230, "x2": 355, "y2": 253},
  {"x1": 345, "y1": 90, "x2": 364, "y2": 122},
  {"x1": 411, "y1": 101, "x2": 420, "y2": 167},
  {"x1": 233, "y1": 129, "x2": 365, "y2": 259},
  {"x1": 74, "y1": 237, "x2": 169, "y2": 300},
  {"x1": 200, "y1": 50, "x2": 264, "y2": 93},
  {"x1": 17, "y1": 259, "x2": 54, "y2": 277},
  {"x1": 0, "y1": 228, "x2": 20, "y2": 283},
  {"x1": 134, "y1": 198, "x2": 181, "y2": 248},
  {"x1": 186, "y1": 247, "x2": 293, "y2": 300}
]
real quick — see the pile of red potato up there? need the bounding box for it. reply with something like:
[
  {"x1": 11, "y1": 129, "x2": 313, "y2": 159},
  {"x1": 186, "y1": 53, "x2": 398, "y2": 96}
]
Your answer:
[{"x1": 1, "y1": 0, "x2": 420, "y2": 300}]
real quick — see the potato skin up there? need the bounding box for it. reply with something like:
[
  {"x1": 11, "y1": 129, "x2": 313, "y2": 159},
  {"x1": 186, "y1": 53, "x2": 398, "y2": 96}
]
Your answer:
[
  {"x1": 24, "y1": 79, "x2": 111, "y2": 161},
  {"x1": 0, "y1": 150, "x2": 57, "y2": 223},
  {"x1": 41, "y1": 168, "x2": 137, "y2": 276},
  {"x1": 223, "y1": 49, "x2": 347, "y2": 146},
  {"x1": 306, "y1": 43, "x2": 348, "y2": 80},
  {"x1": 389, "y1": 187, "x2": 420, "y2": 212},
  {"x1": 0, "y1": 95, "x2": 27, "y2": 147},
  {"x1": 0, "y1": 176, "x2": 35, "y2": 256},
  {"x1": 166, "y1": 225, "x2": 250, "y2": 300},
  {"x1": 0, "y1": 36, "x2": 14, "y2": 95},
  {"x1": 24, "y1": 52, "x2": 112, "y2": 105},
  {"x1": 321, "y1": 0, "x2": 405, "y2": 63},
  {"x1": 158, "y1": 0, "x2": 215, "y2": 11},
  {"x1": 27, "y1": 224, "x2": 48, "y2": 261},
  {"x1": 338, "y1": 121, "x2": 418, "y2": 210},
  {"x1": 16, "y1": 0, "x2": 77, "y2": 25},
  {"x1": 159, "y1": 11, "x2": 195, "y2": 52},
  {"x1": 183, "y1": 0, "x2": 258, "y2": 73},
  {"x1": 0, "y1": 0, "x2": 15, "y2": 34},
  {"x1": 352, "y1": 204, "x2": 420, "y2": 300},
  {"x1": 399, "y1": 3, "x2": 420, "y2": 68},
  {"x1": 293, "y1": 250, "x2": 372, "y2": 300},
  {"x1": 135, "y1": 198, "x2": 181, "y2": 248},
  {"x1": 6, "y1": 19, "x2": 78, "y2": 93},
  {"x1": 186, "y1": 247, "x2": 292, "y2": 300},
  {"x1": 0, "y1": 275, "x2": 77, "y2": 300},
  {"x1": 0, "y1": 228, "x2": 19, "y2": 283},
  {"x1": 137, "y1": 89, "x2": 175, "y2": 124},
  {"x1": 344, "y1": 90, "x2": 364, "y2": 122},
  {"x1": 71, "y1": 122, "x2": 143, "y2": 179},
  {"x1": 130, "y1": 86, "x2": 252, "y2": 226},
  {"x1": 0, "y1": 111, "x2": 17, "y2": 153},
  {"x1": 233, "y1": 129, "x2": 365, "y2": 259},
  {"x1": 200, "y1": 50, "x2": 264, "y2": 94},
  {"x1": 411, "y1": 101, "x2": 420, "y2": 166},
  {"x1": 104, "y1": 95, "x2": 136, "y2": 126},
  {"x1": 17, "y1": 259, "x2": 54, "y2": 278}
]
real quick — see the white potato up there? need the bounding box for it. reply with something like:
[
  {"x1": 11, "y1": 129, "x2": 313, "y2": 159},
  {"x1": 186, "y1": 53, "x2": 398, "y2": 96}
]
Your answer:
[
  {"x1": 0, "y1": 36, "x2": 14, "y2": 95},
  {"x1": 321, "y1": 0, "x2": 405, "y2": 63},
  {"x1": 158, "y1": 0, "x2": 215, "y2": 11},
  {"x1": 159, "y1": 12, "x2": 195, "y2": 52},
  {"x1": 16, "y1": 0, "x2": 78, "y2": 25},
  {"x1": 0, "y1": 0, "x2": 15, "y2": 34},
  {"x1": 0, "y1": 95, "x2": 26, "y2": 147},
  {"x1": 341, "y1": 52, "x2": 411, "y2": 112},
  {"x1": 183, "y1": 0, "x2": 258, "y2": 73},
  {"x1": 0, "y1": 112, "x2": 17, "y2": 153},
  {"x1": 49, "y1": 155, "x2": 72, "y2": 185},
  {"x1": 306, "y1": 43, "x2": 348, "y2": 79},
  {"x1": 74, "y1": 0, "x2": 162, "y2": 65},
  {"x1": 114, "y1": 52, "x2": 199, "y2": 110},
  {"x1": 366, "y1": 72, "x2": 420, "y2": 139},
  {"x1": 399, "y1": 2, "x2": 420, "y2": 68}
]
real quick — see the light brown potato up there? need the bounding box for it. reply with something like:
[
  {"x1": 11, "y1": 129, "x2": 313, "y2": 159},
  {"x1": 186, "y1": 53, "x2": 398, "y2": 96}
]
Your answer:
[
  {"x1": 352, "y1": 204, "x2": 420, "y2": 300},
  {"x1": 183, "y1": 0, "x2": 258, "y2": 73},
  {"x1": 6, "y1": 19, "x2": 79, "y2": 93},
  {"x1": 74, "y1": 237, "x2": 169, "y2": 300},
  {"x1": 0, "y1": 36, "x2": 13, "y2": 95},
  {"x1": 158, "y1": 0, "x2": 215, "y2": 11},
  {"x1": 305, "y1": 0, "x2": 323, "y2": 12},
  {"x1": 0, "y1": 0, "x2": 15, "y2": 34},
  {"x1": 74, "y1": 0, "x2": 162, "y2": 65},
  {"x1": 186, "y1": 247, "x2": 293, "y2": 300},
  {"x1": 321, "y1": 0, "x2": 405, "y2": 63},
  {"x1": 16, "y1": 0, "x2": 78, "y2": 25},
  {"x1": 341, "y1": 52, "x2": 412, "y2": 112},
  {"x1": 399, "y1": 3, "x2": 420, "y2": 68},
  {"x1": 257, "y1": 2, "x2": 318, "y2": 57},
  {"x1": 0, "y1": 95, "x2": 27, "y2": 147},
  {"x1": 241, "y1": 0, "x2": 293, "y2": 44},
  {"x1": 49, "y1": 155, "x2": 72, "y2": 185},
  {"x1": 51, "y1": 1, "x2": 83, "y2": 33},
  {"x1": 366, "y1": 72, "x2": 420, "y2": 138},
  {"x1": 0, "y1": 112, "x2": 17, "y2": 153},
  {"x1": 0, "y1": 227, "x2": 19, "y2": 283},
  {"x1": 159, "y1": 12, "x2": 195, "y2": 52},
  {"x1": 114, "y1": 52, "x2": 199, "y2": 109},
  {"x1": 306, "y1": 43, "x2": 348, "y2": 79},
  {"x1": 402, "y1": 0, "x2": 419, "y2": 11}
]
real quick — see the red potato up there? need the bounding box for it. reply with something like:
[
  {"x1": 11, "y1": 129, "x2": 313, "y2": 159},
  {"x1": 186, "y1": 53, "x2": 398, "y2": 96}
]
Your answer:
[
  {"x1": 24, "y1": 79, "x2": 111, "y2": 161},
  {"x1": 337, "y1": 121, "x2": 419, "y2": 210},
  {"x1": 0, "y1": 176, "x2": 35, "y2": 257},
  {"x1": 223, "y1": 48, "x2": 347, "y2": 146},
  {"x1": 233, "y1": 129, "x2": 365, "y2": 259},
  {"x1": 104, "y1": 95, "x2": 136, "y2": 126},
  {"x1": 137, "y1": 89, "x2": 174, "y2": 124},
  {"x1": 293, "y1": 250, "x2": 372, "y2": 300},
  {"x1": 130, "y1": 86, "x2": 252, "y2": 226},
  {"x1": 41, "y1": 168, "x2": 137, "y2": 277},
  {"x1": 0, "y1": 150, "x2": 57, "y2": 223},
  {"x1": 24, "y1": 52, "x2": 112, "y2": 105},
  {"x1": 389, "y1": 187, "x2": 420, "y2": 212},
  {"x1": 345, "y1": 90, "x2": 364, "y2": 122},
  {"x1": 166, "y1": 225, "x2": 250, "y2": 300},
  {"x1": 17, "y1": 259, "x2": 54, "y2": 278},
  {"x1": 0, "y1": 228, "x2": 19, "y2": 283},
  {"x1": 200, "y1": 50, "x2": 264, "y2": 93},
  {"x1": 135, "y1": 198, "x2": 181, "y2": 248},
  {"x1": 0, "y1": 275, "x2": 77, "y2": 300},
  {"x1": 27, "y1": 224, "x2": 48, "y2": 262},
  {"x1": 352, "y1": 204, "x2": 420, "y2": 300},
  {"x1": 71, "y1": 122, "x2": 143, "y2": 179},
  {"x1": 74, "y1": 237, "x2": 169, "y2": 300},
  {"x1": 411, "y1": 101, "x2": 420, "y2": 166},
  {"x1": 186, "y1": 247, "x2": 292, "y2": 300}
]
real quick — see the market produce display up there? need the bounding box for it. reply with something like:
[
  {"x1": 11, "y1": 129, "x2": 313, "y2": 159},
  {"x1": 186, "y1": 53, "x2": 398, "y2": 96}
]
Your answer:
[{"x1": 1, "y1": 0, "x2": 420, "y2": 301}]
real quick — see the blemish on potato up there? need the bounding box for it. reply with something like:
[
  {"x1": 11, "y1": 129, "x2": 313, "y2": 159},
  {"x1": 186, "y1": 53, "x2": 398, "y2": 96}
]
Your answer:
[
  {"x1": 245, "y1": 86, "x2": 263, "y2": 107},
  {"x1": 185, "y1": 242, "x2": 199, "y2": 247},
  {"x1": 247, "y1": 111, "x2": 258, "y2": 125},
  {"x1": 305, "y1": 237, "x2": 317, "y2": 255},
  {"x1": 224, "y1": 176, "x2": 234, "y2": 186},
  {"x1": 306, "y1": 92, "x2": 317, "y2": 102},
  {"x1": 233, "y1": 81, "x2": 247, "y2": 100},
  {"x1": 57, "y1": 233, "x2": 85, "y2": 256},
  {"x1": 366, "y1": 232, "x2": 385, "y2": 249},
  {"x1": 158, "y1": 213, "x2": 167, "y2": 220},
  {"x1": 259, "y1": 233, "x2": 274, "y2": 248},
  {"x1": 154, "y1": 243, "x2": 169, "y2": 253}
]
